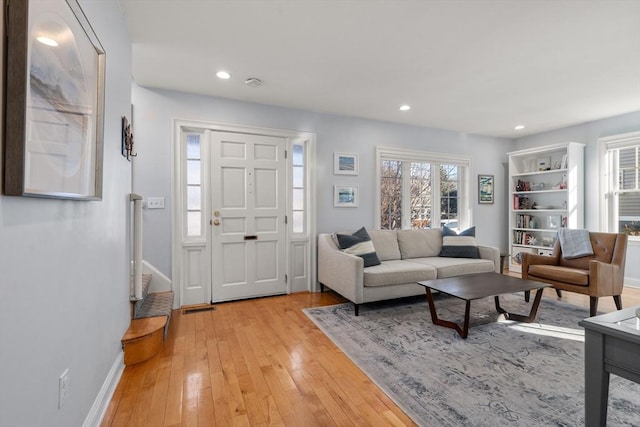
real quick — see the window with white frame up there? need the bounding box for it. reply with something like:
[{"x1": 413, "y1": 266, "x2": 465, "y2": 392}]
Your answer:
[
  {"x1": 600, "y1": 132, "x2": 640, "y2": 240},
  {"x1": 291, "y1": 143, "x2": 305, "y2": 233},
  {"x1": 185, "y1": 133, "x2": 203, "y2": 237},
  {"x1": 377, "y1": 147, "x2": 469, "y2": 230}
]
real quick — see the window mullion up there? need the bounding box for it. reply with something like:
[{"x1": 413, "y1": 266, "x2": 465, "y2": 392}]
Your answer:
[
  {"x1": 431, "y1": 162, "x2": 441, "y2": 228},
  {"x1": 401, "y1": 162, "x2": 411, "y2": 229}
]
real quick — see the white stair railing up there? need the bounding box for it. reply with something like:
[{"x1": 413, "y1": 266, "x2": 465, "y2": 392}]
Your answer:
[{"x1": 130, "y1": 193, "x2": 143, "y2": 300}]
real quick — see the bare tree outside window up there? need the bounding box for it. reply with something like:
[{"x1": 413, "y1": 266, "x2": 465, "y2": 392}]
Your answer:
[
  {"x1": 440, "y1": 164, "x2": 459, "y2": 228},
  {"x1": 410, "y1": 162, "x2": 431, "y2": 228},
  {"x1": 380, "y1": 160, "x2": 402, "y2": 229},
  {"x1": 380, "y1": 159, "x2": 463, "y2": 230}
]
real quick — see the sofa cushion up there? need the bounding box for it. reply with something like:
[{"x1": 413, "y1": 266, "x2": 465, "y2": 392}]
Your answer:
[
  {"x1": 438, "y1": 226, "x2": 480, "y2": 259},
  {"x1": 363, "y1": 260, "x2": 436, "y2": 287},
  {"x1": 407, "y1": 257, "x2": 495, "y2": 278},
  {"x1": 336, "y1": 227, "x2": 381, "y2": 267},
  {"x1": 528, "y1": 265, "x2": 589, "y2": 286},
  {"x1": 396, "y1": 228, "x2": 442, "y2": 259},
  {"x1": 368, "y1": 230, "x2": 401, "y2": 261}
]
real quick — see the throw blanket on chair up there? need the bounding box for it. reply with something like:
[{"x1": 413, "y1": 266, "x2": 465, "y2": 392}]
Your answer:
[{"x1": 557, "y1": 229, "x2": 594, "y2": 259}]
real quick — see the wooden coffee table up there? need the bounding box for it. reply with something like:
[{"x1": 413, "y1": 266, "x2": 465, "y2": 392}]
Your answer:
[{"x1": 417, "y1": 272, "x2": 550, "y2": 339}]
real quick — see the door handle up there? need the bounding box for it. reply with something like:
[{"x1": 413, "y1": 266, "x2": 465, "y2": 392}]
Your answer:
[{"x1": 211, "y1": 219, "x2": 221, "y2": 226}]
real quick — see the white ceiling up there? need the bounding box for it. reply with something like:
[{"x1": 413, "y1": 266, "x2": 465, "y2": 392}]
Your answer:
[{"x1": 119, "y1": 0, "x2": 640, "y2": 138}]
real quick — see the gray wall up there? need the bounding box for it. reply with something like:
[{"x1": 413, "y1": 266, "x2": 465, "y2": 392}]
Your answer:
[
  {"x1": 132, "y1": 85, "x2": 512, "y2": 279},
  {"x1": 513, "y1": 111, "x2": 640, "y2": 286},
  {"x1": 0, "y1": 2, "x2": 132, "y2": 426}
]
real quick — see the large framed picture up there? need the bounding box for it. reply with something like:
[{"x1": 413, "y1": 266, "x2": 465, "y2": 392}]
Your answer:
[
  {"x1": 478, "y1": 174, "x2": 494, "y2": 204},
  {"x1": 334, "y1": 185, "x2": 359, "y2": 208},
  {"x1": 3, "y1": 0, "x2": 106, "y2": 200},
  {"x1": 334, "y1": 152, "x2": 358, "y2": 175}
]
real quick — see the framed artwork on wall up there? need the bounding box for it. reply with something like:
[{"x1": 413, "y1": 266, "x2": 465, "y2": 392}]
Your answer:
[
  {"x1": 334, "y1": 152, "x2": 358, "y2": 175},
  {"x1": 3, "y1": 0, "x2": 106, "y2": 200},
  {"x1": 478, "y1": 174, "x2": 494, "y2": 204},
  {"x1": 334, "y1": 185, "x2": 359, "y2": 207}
]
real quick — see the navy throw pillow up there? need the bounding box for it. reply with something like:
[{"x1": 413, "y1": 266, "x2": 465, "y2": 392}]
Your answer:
[
  {"x1": 438, "y1": 226, "x2": 480, "y2": 259},
  {"x1": 336, "y1": 227, "x2": 381, "y2": 267}
]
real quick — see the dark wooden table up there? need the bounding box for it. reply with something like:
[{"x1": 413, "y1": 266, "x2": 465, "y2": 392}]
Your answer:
[
  {"x1": 418, "y1": 272, "x2": 550, "y2": 338},
  {"x1": 579, "y1": 307, "x2": 640, "y2": 427}
]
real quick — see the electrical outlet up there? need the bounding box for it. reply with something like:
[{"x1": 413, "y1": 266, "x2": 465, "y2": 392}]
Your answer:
[
  {"x1": 147, "y1": 197, "x2": 165, "y2": 209},
  {"x1": 58, "y1": 369, "x2": 70, "y2": 409}
]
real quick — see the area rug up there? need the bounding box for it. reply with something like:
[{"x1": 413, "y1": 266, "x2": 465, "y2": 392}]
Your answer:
[{"x1": 303, "y1": 294, "x2": 640, "y2": 427}]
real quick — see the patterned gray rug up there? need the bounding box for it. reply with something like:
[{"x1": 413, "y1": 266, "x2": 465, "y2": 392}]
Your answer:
[{"x1": 304, "y1": 294, "x2": 640, "y2": 427}]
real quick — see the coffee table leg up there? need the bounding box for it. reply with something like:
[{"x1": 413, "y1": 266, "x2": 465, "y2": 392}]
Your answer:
[
  {"x1": 425, "y1": 288, "x2": 470, "y2": 339},
  {"x1": 495, "y1": 287, "x2": 544, "y2": 322}
]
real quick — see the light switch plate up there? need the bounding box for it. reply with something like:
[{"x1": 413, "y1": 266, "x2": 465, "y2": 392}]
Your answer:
[{"x1": 147, "y1": 197, "x2": 165, "y2": 209}]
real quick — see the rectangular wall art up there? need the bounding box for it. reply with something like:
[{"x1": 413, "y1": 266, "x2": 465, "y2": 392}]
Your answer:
[
  {"x1": 334, "y1": 185, "x2": 359, "y2": 207},
  {"x1": 334, "y1": 152, "x2": 358, "y2": 175},
  {"x1": 3, "y1": 0, "x2": 106, "y2": 200},
  {"x1": 478, "y1": 174, "x2": 494, "y2": 204}
]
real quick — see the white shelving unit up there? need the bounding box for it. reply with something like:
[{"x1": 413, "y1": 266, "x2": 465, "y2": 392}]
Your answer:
[{"x1": 507, "y1": 142, "x2": 585, "y2": 272}]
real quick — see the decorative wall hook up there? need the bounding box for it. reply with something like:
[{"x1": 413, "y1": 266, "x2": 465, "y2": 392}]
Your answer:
[{"x1": 121, "y1": 116, "x2": 137, "y2": 161}]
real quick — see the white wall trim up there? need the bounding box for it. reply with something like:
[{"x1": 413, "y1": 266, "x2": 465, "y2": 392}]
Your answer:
[
  {"x1": 82, "y1": 351, "x2": 124, "y2": 427},
  {"x1": 625, "y1": 278, "x2": 640, "y2": 287}
]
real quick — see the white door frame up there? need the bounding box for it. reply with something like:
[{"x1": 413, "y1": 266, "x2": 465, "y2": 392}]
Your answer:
[{"x1": 172, "y1": 119, "x2": 316, "y2": 307}]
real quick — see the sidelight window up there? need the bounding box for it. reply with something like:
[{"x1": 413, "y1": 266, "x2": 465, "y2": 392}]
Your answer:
[{"x1": 185, "y1": 133, "x2": 202, "y2": 237}]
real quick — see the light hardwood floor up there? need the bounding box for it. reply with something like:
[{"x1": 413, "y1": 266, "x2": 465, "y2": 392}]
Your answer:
[{"x1": 102, "y1": 282, "x2": 640, "y2": 427}]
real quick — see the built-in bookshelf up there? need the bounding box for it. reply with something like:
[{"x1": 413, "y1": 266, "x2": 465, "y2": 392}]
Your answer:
[{"x1": 507, "y1": 142, "x2": 585, "y2": 272}]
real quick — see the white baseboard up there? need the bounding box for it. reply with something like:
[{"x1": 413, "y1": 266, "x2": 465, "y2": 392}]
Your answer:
[
  {"x1": 83, "y1": 351, "x2": 124, "y2": 427},
  {"x1": 625, "y1": 277, "x2": 640, "y2": 288}
]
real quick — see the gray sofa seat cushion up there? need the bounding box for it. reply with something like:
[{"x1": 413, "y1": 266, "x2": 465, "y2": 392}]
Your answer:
[
  {"x1": 364, "y1": 260, "x2": 436, "y2": 287},
  {"x1": 368, "y1": 230, "x2": 401, "y2": 261},
  {"x1": 396, "y1": 228, "x2": 442, "y2": 259},
  {"x1": 407, "y1": 257, "x2": 495, "y2": 278}
]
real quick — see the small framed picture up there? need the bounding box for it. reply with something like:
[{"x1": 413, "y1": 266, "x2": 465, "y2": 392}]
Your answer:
[
  {"x1": 334, "y1": 152, "x2": 358, "y2": 175},
  {"x1": 537, "y1": 156, "x2": 551, "y2": 171},
  {"x1": 334, "y1": 185, "x2": 359, "y2": 207},
  {"x1": 547, "y1": 215, "x2": 562, "y2": 229},
  {"x1": 478, "y1": 174, "x2": 494, "y2": 204}
]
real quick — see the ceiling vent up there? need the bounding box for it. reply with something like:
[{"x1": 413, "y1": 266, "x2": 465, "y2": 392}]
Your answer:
[{"x1": 245, "y1": 77, "x2": 262, "y2": 88}]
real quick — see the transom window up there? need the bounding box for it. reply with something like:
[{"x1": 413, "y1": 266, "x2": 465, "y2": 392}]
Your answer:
[{"x1": 376, "y1": 147, "x2": 469, "y2": 230}]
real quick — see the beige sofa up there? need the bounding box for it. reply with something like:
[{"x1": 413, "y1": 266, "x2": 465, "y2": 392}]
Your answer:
[{"x1": 318, "y1": 228, "x2": 500, "y2": 315}]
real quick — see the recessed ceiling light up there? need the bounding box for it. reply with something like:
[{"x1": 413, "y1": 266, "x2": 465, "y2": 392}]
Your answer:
[
  {"x1": 216, "y1": 70, "x2": 231, "y2": 79},
  {"x1": 514, "y1": 125, "x2": 525, "y2": 130},
  {"x1": 399, "y1": 105, "x2": 411, "y2": 111},
  {"x1": 37, "y1": 36, "x2": 58, "y2": 47}
]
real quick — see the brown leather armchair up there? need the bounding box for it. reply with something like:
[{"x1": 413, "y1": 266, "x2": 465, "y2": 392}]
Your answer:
[{"x1": 522, "y1": 232, "x2": 628, "y2": 316}]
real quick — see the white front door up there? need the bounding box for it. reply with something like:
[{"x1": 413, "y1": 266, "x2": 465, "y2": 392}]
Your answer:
[{"x1": 209, "y1": 131, "x2": 287, "y2": 302}]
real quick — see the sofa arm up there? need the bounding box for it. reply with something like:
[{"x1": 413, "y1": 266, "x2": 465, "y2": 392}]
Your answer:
[
  {"x1": 589, "y1": 260, "x2": 624, "y2": 297},
  {"x1": 317, "y1": 234, "x2": 364, "y2": 303},
  {"x1": 477, "y1": 245, "x2": 500, "y2": 273}
]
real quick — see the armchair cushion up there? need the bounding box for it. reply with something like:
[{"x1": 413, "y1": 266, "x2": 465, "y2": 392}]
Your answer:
[{"x1": 528, "y1": 265, "x2": 589, "y2": 286}]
